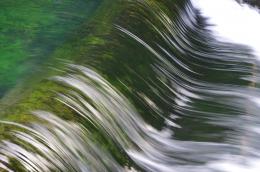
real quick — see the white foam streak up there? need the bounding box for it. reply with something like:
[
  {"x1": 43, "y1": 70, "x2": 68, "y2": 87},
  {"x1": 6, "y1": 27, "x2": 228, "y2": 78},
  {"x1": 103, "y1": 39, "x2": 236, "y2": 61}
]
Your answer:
[{"x1": 208, "y1": 157, "x2": 260, "y2": 172}]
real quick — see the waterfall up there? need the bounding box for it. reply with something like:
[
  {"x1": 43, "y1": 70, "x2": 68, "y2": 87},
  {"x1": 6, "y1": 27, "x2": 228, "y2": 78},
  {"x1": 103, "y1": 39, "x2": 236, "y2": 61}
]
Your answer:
[{"x1": 1, "y1": 0, "x2": 260, "y2": 171}]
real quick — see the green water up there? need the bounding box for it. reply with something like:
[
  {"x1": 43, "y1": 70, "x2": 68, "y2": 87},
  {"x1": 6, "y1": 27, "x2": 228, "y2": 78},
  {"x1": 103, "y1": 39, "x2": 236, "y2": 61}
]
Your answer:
[{"x1": 0, "y1": 0, "x2": 100, "y2": 97}]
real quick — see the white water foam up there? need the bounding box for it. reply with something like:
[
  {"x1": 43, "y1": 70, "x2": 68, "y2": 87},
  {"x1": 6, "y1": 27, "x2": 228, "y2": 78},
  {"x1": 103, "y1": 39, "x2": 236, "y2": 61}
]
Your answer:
[
  {"x1": 191, "y1": 0, "x2": 260, "y2": 171},
  {"x1": 191, "y1": 0, "x2": 260, "y2": 58}
]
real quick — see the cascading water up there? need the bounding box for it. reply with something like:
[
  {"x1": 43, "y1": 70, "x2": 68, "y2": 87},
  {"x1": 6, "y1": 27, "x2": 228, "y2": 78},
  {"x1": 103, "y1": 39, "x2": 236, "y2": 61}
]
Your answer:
[{"x1": 0, "y1": 0, "x2": 260, "y2": 171}]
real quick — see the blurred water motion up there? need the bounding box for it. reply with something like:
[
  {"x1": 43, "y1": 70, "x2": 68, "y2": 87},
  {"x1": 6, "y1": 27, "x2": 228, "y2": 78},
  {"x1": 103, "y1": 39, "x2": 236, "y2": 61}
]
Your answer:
[{"x1": 1, "y1": 0, "x2": 260, "y2": 171}]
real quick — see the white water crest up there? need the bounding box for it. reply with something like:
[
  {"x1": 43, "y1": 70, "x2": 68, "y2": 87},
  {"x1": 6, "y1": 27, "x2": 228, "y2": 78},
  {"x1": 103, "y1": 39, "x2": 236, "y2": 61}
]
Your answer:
[
  {"x1": 191, "y1": 0, "x2": 260, "y2": 58},
  {"x1": 0, "y1": 65, "x2": 244, "y2": 172}
]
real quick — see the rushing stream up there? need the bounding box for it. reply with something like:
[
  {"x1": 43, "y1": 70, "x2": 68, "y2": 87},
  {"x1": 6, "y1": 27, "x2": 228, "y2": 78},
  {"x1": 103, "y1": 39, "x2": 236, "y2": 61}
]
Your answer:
[{"x1": 0, "y1": 0, "x2": 260, "y2": 171}]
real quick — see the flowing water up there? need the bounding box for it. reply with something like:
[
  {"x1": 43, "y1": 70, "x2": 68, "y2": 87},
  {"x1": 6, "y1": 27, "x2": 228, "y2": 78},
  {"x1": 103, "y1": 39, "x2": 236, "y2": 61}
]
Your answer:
[{"x1": 0, "y1": 0, "x2": 260, "y2": 171}]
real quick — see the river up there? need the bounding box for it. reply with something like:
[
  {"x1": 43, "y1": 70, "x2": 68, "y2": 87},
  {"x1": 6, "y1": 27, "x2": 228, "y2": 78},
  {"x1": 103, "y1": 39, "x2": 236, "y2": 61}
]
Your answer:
[{"x1": 0, "y1": 0, "x2": 259, "y2": 171}]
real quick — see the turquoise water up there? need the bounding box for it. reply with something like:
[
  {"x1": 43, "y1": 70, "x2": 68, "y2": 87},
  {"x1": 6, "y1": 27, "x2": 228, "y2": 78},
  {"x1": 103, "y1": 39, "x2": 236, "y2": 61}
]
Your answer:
[{"x1": 0, "y1": 0, "x2": 100, "y2": 97}]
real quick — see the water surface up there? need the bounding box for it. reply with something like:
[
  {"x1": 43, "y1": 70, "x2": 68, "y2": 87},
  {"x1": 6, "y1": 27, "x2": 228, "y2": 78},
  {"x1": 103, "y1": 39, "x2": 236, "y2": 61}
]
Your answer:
[
  {"x1": 0, "y1": 0, "x2": 260, "y2": 171},
  {"x1": 0, "y1": 0, "x2": 100, "y2": 97}
]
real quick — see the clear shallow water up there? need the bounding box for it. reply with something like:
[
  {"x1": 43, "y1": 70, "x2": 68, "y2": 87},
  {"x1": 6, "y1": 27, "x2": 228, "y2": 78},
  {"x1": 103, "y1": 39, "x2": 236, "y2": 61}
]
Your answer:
[
  {"x1": 0, "y1": 0, "x2": 100, "y2": 97},
  {"x1": 0, "y1": 0, "x2": 260, "y2": 171}
]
